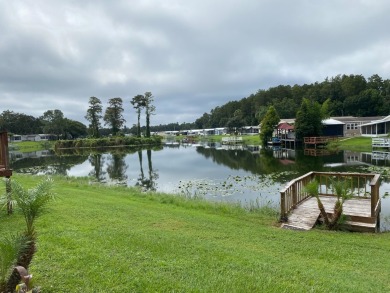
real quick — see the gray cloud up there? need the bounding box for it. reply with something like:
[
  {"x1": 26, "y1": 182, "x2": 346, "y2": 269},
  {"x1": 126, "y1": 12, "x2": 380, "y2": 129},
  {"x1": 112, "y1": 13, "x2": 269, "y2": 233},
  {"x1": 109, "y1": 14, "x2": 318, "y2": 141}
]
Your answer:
[{"x1": 1, "y1": 0, "x2": 389, "y2": 127}]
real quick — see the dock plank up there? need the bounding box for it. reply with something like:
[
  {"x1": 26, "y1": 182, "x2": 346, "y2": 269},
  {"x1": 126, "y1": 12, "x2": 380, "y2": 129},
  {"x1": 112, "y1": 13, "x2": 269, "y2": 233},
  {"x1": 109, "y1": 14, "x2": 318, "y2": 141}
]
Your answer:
[{"x1": 282, "y1": 196, "x2": 376, "y2": 231}]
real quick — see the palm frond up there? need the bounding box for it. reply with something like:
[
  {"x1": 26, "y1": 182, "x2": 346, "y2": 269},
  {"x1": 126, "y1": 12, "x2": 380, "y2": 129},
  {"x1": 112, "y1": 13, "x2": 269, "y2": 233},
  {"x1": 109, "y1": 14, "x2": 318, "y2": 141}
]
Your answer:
[
  {"x1": 0, "y1": 234, "x2": 28, "y2": 291},
  {"x1": 11, "y1": 177, "x2": 55, "y2": 235}
]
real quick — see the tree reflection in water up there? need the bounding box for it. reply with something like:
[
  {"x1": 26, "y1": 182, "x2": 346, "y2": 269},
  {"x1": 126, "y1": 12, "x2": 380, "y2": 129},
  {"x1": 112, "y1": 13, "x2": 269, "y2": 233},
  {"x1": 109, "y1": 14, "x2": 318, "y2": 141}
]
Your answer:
[
  {"x1": 88, "y1": 153, "x2": 106, "y2": 182},
  {"x1": 106, "y1": 152, "x2": 128, "y2": 185},
  {"x1": 136, "y1": 149, "x2": 158, "y2": 191}
]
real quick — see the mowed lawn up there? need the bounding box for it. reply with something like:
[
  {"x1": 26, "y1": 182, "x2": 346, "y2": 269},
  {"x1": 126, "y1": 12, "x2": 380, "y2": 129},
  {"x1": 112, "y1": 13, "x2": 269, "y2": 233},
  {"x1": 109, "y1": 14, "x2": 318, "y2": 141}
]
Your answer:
[{"x1": 1, "y1": 175, "x2": 390, "y2": 292}]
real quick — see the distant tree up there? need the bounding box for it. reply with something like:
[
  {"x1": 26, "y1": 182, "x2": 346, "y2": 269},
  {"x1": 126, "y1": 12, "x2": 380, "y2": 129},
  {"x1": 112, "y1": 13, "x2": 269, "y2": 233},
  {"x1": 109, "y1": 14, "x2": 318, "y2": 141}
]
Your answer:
[
  {"x1": 294, "y1": 98, "x2": 323, "y2": 140},
  {"x1": 40, "y1": 109, "x2": 65, "y2": 138},
  {"x1": 367, "y1": 74, "x2": 384, "y2": 93},
  {"x1": 259, "y1": 106, "x2": 280, "y2": 146},
  {"x1": 226, "y1": 109, "x2": 245, "y2": 133},
  {"x1": 195, "y1": 113, "x2": 211, "y2": 129},
  {"x1": 320, "y1": 98, "x2": 331, "y2": 119},
  {"x1": 0, "y1": 111, "x2": 42, "y2": 134},
  {"x1": 144, "y1": 92, "x2": 155, "y2": 137},
  {"x1": 104, "y1": 97, "x2": 126, "y2": 136},
  {"x1": 64, "y1": 119, "x2": 88, "y2": 139},
  {"x1": 85, "y1": 97, "x2": 103, "y2": 138},
  {"x1": 131, "y1": 94, "x2": 146, "y2": 137}
]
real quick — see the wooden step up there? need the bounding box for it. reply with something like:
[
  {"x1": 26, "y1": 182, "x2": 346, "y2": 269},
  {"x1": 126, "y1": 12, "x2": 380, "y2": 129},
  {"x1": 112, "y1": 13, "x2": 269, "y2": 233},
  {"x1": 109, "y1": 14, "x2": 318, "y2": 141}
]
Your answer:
[{"x1": 342, "y1": 221, "x2": 377, "y2": 233}]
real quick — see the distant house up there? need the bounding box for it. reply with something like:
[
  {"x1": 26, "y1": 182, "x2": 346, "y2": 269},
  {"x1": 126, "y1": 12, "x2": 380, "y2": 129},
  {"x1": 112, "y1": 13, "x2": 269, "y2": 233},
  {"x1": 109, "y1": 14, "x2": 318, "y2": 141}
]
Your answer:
[
  {"x1": 274, "y1": 116, "x2": 389, "y2": 138},
  {"x1": 276, "y1": 122, "x2": 295, "y2": 140},
  {"x1": 360, "y1": 115, "x2": 390, "y2": 137},
  {"x1": 9, "y1": 134, "x2": 56, "y2": 142},
  {"x1": 241, "y1": 126, "x2": 259, "y2": 135},
  {"x1": 332, "y1": 116, "x2": 385, "y2": 137},
  {"x1": 322, "y1": 118, "x2": 344, "y2": 137}
]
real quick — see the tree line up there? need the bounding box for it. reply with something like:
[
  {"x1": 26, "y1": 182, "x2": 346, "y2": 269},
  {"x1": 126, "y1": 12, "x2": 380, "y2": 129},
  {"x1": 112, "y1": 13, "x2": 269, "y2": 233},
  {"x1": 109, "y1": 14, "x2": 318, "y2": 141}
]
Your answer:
[
  {"x1": 0, "y1": 109, "x2": 87, "y2": 139},
  {"x1": 194, "y1": 74, "x2": 390, "y2": 129},
  {"x1": 86, "y1": 92, "x2": 155, "y2": 138},
  {"x1": 0, "y1": 92, "x2": 156, "y2": 139}
]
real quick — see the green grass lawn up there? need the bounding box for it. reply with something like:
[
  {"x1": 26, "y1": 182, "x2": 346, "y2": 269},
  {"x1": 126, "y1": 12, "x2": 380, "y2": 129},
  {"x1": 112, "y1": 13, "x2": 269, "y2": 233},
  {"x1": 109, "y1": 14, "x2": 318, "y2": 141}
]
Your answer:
[
  {"x1": 335, "y1": 136, "x2": 372, "y2": 152},
  {"x1": 1, "y1": 175, "x2": 390, "y2": 292},
  {"x1": 9, "y1": 141, "x2": 54, "y2": 153}
]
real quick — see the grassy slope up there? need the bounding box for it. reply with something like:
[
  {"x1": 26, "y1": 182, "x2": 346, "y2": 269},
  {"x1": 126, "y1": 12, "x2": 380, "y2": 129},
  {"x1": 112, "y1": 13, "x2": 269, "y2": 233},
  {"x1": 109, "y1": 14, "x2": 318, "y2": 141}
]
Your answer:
[
  {"x1": 1, "y1": 175, "x2": 390, "y2": 292},
  {"x1": 337, "y1": 136, "x2": 372, "y2": 152},
  {"x1": 9, "y1": 141, "x2": 54, "y2": 153}
]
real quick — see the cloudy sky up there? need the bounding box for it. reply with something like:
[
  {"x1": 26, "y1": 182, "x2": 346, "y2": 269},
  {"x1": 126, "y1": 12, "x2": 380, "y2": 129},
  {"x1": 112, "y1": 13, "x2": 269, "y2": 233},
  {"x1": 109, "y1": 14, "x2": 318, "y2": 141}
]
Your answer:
[{"x1": 1, "y1": 0, "x2": 389, "y2": 127}]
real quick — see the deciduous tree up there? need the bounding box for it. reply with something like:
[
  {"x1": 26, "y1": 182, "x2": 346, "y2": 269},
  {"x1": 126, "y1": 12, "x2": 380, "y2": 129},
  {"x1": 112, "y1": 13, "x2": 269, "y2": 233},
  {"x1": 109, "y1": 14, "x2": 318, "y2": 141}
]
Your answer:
[
  {"x1": 40, "y1": 109, "x2": 65, "y2": 139},
  {"x1": 294, "y1": 98, "x2": 322, "y2": 139},
  {"x1": 104, "y1": 97, "x2": 126, "y2": 136},
  {"x1": 259, "y1": 106, "x2": 280, "y2": 146},
  {"x1": 85, "y1": 97, "x2": 103, "y2": 138}
]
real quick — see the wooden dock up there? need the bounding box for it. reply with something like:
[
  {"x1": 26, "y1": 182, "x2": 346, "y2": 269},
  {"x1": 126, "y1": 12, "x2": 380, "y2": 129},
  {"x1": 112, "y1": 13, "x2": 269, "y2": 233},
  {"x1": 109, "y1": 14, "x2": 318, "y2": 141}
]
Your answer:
[
  {"x1": 221, "y1": 136, "x2": 243, "y2": 145},
  {"x1": 372, "y1": 138, "x2": 390, "y2": 149},
  {"x1": 304, "y1": 136, "x2": 338, "y2": 148},
  {"x1": 280, "y1": 172, "x2": 381, "y2": 232},
  {"x1": 282, "y1": 196, "x2": 378, "y2": 232}
]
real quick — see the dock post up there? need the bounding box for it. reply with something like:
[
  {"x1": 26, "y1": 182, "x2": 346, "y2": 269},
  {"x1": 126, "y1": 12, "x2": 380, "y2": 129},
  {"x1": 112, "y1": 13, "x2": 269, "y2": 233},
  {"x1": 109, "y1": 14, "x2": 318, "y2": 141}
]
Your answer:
[
  {"x1": 292, "y1": 184, "x2": 297, "y2": 208},
  {"x1": 280, "y1": 191, "x2": 286, "y2": 221}
]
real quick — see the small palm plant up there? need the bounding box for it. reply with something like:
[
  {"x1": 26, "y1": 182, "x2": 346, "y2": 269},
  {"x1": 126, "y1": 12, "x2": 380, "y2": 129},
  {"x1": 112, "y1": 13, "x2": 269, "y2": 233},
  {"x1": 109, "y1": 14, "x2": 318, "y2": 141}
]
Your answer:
[
  {"x1": 305, "y1": 178, "x2": 353, "y2": 230},
  {"x1": 0, "y1": 234, "x2": 29, "y2": 292},
  {"x1": 11, "y1": 178, "x2": 54, "y2": 269},
  {"x1": 304, "y1": 180, "x2": 330, "y2": 227},
  {"x1": 328, "y1": 178, "x2": 353, "y2": 229}
]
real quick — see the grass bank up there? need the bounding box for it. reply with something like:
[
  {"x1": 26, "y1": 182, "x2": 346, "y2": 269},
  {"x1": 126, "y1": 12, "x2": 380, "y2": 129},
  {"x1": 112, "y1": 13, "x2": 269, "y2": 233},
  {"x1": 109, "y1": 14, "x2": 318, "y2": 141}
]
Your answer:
[
  {"x1": 1, "y1": 175, "x2": 390, "y2": 292},
  {"x1": 327, "y1": 136, "x2": 372, "y2": 152},
  {"x1": 9, "y1": 141, "x2": 54, "y2": 153}
]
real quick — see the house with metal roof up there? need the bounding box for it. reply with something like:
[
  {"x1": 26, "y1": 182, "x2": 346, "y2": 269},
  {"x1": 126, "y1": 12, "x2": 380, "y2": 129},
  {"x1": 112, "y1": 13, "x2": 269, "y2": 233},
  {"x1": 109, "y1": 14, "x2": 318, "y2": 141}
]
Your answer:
[{"x1": 360, "y1": 115, "x2": 390, "y2": 137}]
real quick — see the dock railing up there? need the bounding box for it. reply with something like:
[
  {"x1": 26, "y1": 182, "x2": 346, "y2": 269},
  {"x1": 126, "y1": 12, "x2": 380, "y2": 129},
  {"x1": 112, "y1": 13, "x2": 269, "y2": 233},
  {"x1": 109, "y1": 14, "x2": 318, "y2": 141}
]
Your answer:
[
  {"x1": 280, "y1": 171, "x2": 381, "y2": 220},
  {"x1": 372, "y1": 138, "x2": 390, "y2": 148},
  {"x1": 304, "y1": 136, "x2": 339, "y2": 145}
]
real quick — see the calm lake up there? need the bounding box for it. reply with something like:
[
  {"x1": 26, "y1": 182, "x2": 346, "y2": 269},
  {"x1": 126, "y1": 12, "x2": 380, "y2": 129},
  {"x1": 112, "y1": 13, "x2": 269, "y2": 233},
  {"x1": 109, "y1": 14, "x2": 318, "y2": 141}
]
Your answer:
[{"x1": 10, "y1": 141, "x2": 390, "y2": 230}]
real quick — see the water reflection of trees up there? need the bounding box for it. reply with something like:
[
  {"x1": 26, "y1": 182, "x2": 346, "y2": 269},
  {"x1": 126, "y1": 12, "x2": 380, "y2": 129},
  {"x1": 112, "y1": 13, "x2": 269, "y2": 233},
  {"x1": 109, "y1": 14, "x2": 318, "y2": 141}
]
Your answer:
[
  {"x1": 106, "y1": 152, "x2": 128, "y2": 184},
  {"x1": 135, "y1": 149, "x2": 159, "y2": 191},
  {"x1": 10, "y1": 155, "x2": 88, "y2": 176},
  {"x1": 195, "y1": 147, "x2": 350, "y2": 182},
  {"x1": 89, "y1": 153, "x2": 106, "y2": 182}
]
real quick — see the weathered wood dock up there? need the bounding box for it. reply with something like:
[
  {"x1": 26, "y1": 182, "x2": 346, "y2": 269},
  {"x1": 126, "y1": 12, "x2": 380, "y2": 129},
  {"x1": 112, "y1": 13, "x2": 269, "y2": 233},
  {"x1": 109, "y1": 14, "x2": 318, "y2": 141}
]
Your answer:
[
  {"x1": 280, "y1": 172, "x2": 381, "y2": 232},
  {"x1": 304, "y1": 136, "x2": 339, "y2": 148}
]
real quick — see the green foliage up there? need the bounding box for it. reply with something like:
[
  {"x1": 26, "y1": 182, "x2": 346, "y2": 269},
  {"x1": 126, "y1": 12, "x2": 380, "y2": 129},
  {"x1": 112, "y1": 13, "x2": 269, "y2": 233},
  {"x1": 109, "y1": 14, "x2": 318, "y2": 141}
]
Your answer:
[
  {"x1": 295, "y1": 98, "x2": 323, "y2": 139},
  {"x1": 85, "y1": 97, "x2": 103, "y2": 138},
  {"x1": 259, "y1": 106, "x2": 280, "y2": 146},
  {"x1": 40, "y1": 109, "x2": 65, "y2": 138},
  {"x1": 104, "y1": 97, "x2": 126, "y2": 136},
  {"x1": 331, "y1": 178, "x2": 353, "y2": 202},
  {"x1": 304, "y1": 178, "x2": 354, "y2": 230},
  {"x1": 194, "y1": 73, "x2": 390, "y2": 128},
  {"x1": 304, "y1": 179, "x2": 319, "y2": 198},
  {"x1": 54, "y1": 136, "x2": 162, "y2": 150},
  {"x1": 11, "y1": 178, "x2": 54, "y2": 235},
  {"x1": 0, "y1": 111, "x2": 42, "y2": 135},
  {"x1": 0, "y1": 234, "x2": 26, "y2": 291}
]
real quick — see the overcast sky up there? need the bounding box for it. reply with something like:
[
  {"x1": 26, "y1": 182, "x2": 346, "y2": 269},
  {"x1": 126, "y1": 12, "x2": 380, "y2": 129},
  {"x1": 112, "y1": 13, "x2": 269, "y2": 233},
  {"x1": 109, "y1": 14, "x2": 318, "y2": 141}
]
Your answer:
[{"x1": 1, "y1": 1, "x2": 389, "y2": 127}]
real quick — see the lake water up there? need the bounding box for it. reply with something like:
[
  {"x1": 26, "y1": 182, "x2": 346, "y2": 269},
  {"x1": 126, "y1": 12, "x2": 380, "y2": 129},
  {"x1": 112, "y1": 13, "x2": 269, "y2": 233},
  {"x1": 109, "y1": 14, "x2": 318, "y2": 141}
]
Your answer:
[{"x1": 10, "y1": 142, "x2": 390, "y2": 230}]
